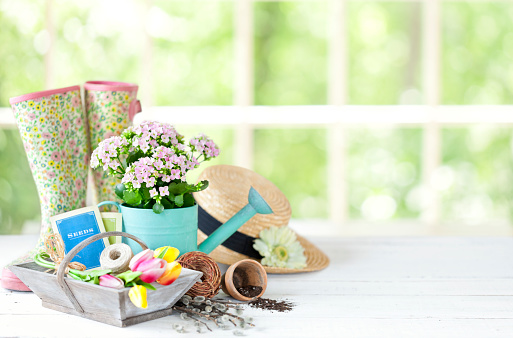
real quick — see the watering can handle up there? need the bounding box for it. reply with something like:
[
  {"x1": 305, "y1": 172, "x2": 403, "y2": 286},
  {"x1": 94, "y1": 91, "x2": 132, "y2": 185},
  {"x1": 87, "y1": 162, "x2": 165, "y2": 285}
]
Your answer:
[{"x1": 97, "y1": 201, "x2": 121, "y2": 213}]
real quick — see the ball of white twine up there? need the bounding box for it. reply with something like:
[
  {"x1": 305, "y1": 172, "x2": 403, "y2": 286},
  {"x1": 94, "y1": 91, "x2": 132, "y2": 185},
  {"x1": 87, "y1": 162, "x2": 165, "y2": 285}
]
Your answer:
[{"x1": 100, "y1": 243, "x2": 134, "y2": 274}]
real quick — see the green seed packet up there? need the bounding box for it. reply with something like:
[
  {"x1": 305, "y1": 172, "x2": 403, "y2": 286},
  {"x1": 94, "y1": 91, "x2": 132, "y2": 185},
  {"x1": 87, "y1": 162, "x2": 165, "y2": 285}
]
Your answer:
[{"x1": 100, "y1": 212, "x2": 122, "y2": 245}]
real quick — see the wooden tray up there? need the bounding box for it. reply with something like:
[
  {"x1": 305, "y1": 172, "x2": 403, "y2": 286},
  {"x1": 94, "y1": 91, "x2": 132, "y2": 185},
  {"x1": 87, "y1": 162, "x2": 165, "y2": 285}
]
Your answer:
[{"x1": 10, "y1": 231, "x2": 202, "y2": 327}]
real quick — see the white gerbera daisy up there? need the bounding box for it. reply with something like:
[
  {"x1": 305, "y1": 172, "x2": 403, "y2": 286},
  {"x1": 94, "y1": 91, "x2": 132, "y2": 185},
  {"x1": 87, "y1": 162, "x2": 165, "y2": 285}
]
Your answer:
[{"x1": 253, "y1": 226, "x2": 307, "y2": 269}]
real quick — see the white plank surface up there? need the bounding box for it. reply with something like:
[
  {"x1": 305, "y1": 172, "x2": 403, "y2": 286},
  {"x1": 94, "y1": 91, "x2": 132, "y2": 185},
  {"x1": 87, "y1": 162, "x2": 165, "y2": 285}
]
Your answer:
[{"x1": 2, "y1": 235, "x2": 513, "y2": 337}]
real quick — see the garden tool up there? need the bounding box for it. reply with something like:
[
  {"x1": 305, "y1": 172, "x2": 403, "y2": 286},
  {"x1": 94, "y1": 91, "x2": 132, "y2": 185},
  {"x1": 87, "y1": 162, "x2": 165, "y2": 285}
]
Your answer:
[
  {"x1": 2, "y1": 86, "x2": 89, "y2": 291},
  {"x1": 84, "y1": 81, "x2": 141, "y2": 209}
]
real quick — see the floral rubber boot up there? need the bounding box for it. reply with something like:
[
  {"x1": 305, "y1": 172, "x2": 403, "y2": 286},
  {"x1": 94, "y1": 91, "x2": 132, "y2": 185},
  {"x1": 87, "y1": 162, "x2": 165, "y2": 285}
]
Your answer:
[
  {"x1": 84, "y1": 81, "x2": 141, "y2": 208},
  {"x1": 2, "y1": 86, "x2": 89, "y2": 291}
]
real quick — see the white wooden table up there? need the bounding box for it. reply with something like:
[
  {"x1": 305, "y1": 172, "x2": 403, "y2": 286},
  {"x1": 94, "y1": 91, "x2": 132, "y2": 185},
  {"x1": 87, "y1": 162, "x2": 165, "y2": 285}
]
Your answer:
[{"x1": 2, "y1": 235, "x2": 513, "y2": 337}]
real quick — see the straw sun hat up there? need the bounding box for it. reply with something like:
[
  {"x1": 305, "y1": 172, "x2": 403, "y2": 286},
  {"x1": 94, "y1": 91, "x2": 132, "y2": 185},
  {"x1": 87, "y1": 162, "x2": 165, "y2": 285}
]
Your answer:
[{"x1": 193, "y1": 165, "x2": 329, "y2": 274}]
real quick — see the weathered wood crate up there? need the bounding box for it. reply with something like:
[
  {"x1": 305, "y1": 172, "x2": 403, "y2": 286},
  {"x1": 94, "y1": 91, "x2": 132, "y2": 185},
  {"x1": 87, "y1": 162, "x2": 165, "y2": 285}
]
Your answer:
[{"x1": 10, "y1": 232, "x2": 202, "y2": 327}]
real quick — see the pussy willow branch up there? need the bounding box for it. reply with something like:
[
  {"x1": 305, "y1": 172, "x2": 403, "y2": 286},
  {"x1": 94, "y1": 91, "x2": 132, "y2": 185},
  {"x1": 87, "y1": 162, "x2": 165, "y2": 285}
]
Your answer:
[{"x1": 173, "y1": 305, "x2": 218, "y2": 328}]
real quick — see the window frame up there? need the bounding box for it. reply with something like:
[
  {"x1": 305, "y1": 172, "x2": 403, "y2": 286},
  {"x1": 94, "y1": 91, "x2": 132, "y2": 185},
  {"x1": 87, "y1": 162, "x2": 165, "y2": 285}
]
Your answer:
[{"x1": 1, "y1": 0, "x2": 513, "y2": 236}]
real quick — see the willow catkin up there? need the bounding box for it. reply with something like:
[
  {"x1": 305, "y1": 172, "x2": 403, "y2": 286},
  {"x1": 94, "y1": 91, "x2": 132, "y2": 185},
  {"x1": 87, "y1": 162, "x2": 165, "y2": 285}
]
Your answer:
[
  {"x1": 177, "y1": 251, "x2": 221, "y2": 299},
  {"x1": 100, "y1": 243, "x2": 133, "y2": 274}
]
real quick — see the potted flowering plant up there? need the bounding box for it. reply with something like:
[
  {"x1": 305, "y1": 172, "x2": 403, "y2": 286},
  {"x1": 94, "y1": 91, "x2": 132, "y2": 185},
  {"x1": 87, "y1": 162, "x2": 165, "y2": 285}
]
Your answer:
[
  {"x1": 91, "y1": 120, "x2": 219, "y2": 213},
  {"x1": 90, "y1": 121, "x2": 219, "y2": 253}
]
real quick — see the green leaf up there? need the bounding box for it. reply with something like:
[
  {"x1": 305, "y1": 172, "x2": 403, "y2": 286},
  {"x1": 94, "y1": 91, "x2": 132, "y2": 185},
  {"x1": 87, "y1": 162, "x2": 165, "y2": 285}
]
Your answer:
[
  {"x1": 143, "y1": 200, "x2": 154, "y2": 209},
  {"x1": 174, "y1": 195, "x2": 184, "y2": 207},
  {"x1": 141, "y1": 187, "x2": 151, "y2": 200},
  {"x1": 161, "y1": 197, "x2": 174, "y2": 209},
  {"x1": 126, "y1": 151, "x2": 145, "y2": 166},
  {"x1": 168, "y1": 182, "x2": 188, "y2": 195},
  {"x1": 123, "y1": 190, "x2": 142, "y2": 206},
  {"x1": 116, "y1": 270, "x2": 142, "y2": 284},
  {"x1": 87, "y1": 269, "x2": 112, "y2": 278},
  {"x1": 183, "y1": 193, "x2": 195, "y2": 207},
  {"x1": 87, "y1": 275, "x2": 100, "y2": 285},
  {"x1": 153, "y1": 202, "x2": 164, "y2": 214},
  {"x1": 126, "y1": 281, "x2": 135, "y2": 287},
  {"x1": 115, "y1": 184, "x2": 126, "y2": 199},
  {"x1": 156, "y1": 247, "x2": 169, "y2": 259},
  {"x1": 196, "y1": 180, "x2": 209, "y2": 192},
  {"x1": 67, "y1": 272, "x2": 83, "y2": 281},
  {"x1": 135, "y1": 280, "x2": 157, "y2": 291}
]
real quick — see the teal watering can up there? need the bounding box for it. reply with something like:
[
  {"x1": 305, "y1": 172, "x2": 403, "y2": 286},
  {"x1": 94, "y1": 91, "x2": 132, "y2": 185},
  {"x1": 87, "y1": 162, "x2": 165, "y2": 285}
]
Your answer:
[{"x1": 98, "y1": 186, "x2": 273, "y2": 255}]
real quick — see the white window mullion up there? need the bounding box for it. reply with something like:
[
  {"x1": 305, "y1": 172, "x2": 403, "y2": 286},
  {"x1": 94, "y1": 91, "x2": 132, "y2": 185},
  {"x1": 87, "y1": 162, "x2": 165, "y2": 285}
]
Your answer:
[
  {"x1": 327, "y1": 0, "x2": 348, "y2": 223},
  {"x1": 234, "y1": 0, "x2": 254, "y2": 170},
  {"x1": 422, "y1": 0, "x2": 442, "y2": 228}
]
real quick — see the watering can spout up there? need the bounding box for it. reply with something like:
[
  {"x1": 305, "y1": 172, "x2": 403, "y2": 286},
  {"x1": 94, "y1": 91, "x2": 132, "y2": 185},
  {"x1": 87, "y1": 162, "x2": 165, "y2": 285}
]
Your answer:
[
  {"x1": 198, "y1": 187, "x2": 273, "y2": 254},
  {"x1": 248, "y1": 187, "x2": 273, "y2": 215}
]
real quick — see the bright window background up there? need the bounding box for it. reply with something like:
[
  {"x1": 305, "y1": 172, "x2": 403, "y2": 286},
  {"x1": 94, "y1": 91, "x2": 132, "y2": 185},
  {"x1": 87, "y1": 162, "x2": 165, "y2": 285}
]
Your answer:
[{"x1": 1, "y1": 0, "x2": 513, "y2": 236}]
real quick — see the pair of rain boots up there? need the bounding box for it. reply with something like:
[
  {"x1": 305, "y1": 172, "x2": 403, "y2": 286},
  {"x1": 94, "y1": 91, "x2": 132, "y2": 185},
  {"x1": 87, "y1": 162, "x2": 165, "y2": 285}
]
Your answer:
[{"x1": 1, "y1": 81, "x2": 141, "y2": 291}]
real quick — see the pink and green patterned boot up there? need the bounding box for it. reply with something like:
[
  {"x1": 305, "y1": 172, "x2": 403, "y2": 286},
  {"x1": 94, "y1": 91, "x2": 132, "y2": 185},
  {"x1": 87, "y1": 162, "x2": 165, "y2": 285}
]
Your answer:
[
  {"x1": 84, "y1": 81, "x2": 141, "y2": 207},
  {"x1": 2, "y1": 86, "x2": 89, "y2": 291}
]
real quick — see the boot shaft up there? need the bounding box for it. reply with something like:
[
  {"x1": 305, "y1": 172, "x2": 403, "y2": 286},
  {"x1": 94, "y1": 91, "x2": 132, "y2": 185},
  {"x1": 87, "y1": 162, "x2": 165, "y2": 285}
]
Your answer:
[
  {"x1": 84, "y1": 81, "x2": 141, "y2": 206},
  {"x1": 10, "y1": 86, "x2": 89, "y2": 247}
]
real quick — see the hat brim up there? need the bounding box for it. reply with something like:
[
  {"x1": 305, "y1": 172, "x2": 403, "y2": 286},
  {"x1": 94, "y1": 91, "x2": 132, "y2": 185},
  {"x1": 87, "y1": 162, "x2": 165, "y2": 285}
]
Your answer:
[{"x1": 198, "y1": 230, "x2": 330, "y2": 274}]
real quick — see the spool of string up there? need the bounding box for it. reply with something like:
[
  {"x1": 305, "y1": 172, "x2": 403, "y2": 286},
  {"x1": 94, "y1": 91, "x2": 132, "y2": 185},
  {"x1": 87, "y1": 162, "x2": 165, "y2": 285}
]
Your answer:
[
  {"x1": 44, "y1": 234, "x2": 86, "y2": 273},
  {"x1": 177, "y1": 251, "x2": 221, "y2": 299},
  {"x1": 100, "y1": 243, "x2": 133, "y2": 274}
]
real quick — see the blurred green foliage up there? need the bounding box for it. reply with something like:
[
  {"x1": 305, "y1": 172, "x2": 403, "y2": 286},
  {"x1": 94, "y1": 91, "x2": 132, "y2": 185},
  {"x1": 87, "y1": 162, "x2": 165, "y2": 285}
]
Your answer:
[
  {"x1": 440, "y1": 3, "x2": 513, "y2": 222},
  {"x1": 254, "y1": 1, "x2": 327, "y2": 105},
  {"x1": 254, "y1": 2, "x2": 328, "y2": 218},
  {"x1": 442, "y1": 2, "x2": 513, "y2": 104},
  {"x1": 1, "y1": 0, "x2": 513, "y2": 233},
  {"x1": 441, "y1": 128, "x2": 513, "y2": 222},
  {"x1": 254, "y1": 129, "x2": 328, "y2": 219},
  {"x1": 52, "y1": 0, "x2": 142, "y2": 89},
  {"x1": 347, "y1": 128, "x2": 422, "y2": 220},
  {"x1": 348, "y1": 1, "x2": 422, "y2": 104},
  {"x1": 0, "y1": 129, "x2": 40, "y2": 232},
  {"x1": 0, "y1": 0, "x2": 45, "y2": 105},
  {"x1": 152, "y1": 1, "x2": 233, "y2": 105}
]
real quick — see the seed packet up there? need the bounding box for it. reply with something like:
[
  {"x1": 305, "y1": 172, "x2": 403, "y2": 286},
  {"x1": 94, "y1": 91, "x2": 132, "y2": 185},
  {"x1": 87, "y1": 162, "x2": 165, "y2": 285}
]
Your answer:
[
  {"x1": 50, "y1": 206, "x2": 109, "y2": 270},
  {"x1": 100, "y1": 212, "x2": 122, "y2": 245}
]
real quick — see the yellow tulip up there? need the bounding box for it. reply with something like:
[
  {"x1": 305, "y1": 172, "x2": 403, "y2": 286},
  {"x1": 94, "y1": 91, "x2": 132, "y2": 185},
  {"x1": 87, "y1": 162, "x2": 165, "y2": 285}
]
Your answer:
[
  {"x1": 154, "y1": 246, "x2": 179, "y2": 263},
  {"x1": 157, "y1": 261, "x2": 182, "y2": 286},
  {"x1": 128, "y1": 285, "x2": 147, "y2": 309}
]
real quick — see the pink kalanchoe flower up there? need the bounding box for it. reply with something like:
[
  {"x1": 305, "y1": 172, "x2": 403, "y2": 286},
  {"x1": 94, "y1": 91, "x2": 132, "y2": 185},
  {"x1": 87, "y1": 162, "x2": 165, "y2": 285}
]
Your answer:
[
  {"x1": 159, "y1": 186, "x2": 169, "y2": 197},
  {"x1": 99, "y1": 274, "x2": 124, "y2": 289},
  {"x1": 149, "y1": 188, "x2": 158, "y2": 197}
]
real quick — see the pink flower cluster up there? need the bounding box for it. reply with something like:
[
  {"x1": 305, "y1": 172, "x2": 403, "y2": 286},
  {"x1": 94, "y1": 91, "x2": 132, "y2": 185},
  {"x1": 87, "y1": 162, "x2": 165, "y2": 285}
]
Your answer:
[
  {"x1": 91, "y1": 120, "x2": 220, "y2": 205},
  {"x1": 121, "y1": 152, "x2": 193, "y2": 190},
  {"x1": 189, "y1": 134, "x2": 220, "y2": 160},
  {"x1": 124, "y1": 121, "x2": 185, "y2": 154},
  {"x1": 90, "y1": 136, "x2": 128, "y2": 172},
  {"x1": 121, "y1": 147, "x2": 200, "y2": 201}
]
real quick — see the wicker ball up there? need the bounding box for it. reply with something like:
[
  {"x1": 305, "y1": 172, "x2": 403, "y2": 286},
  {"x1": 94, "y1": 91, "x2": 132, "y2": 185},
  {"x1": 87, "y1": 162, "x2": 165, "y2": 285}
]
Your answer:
[{"x1": 177, "y1": 251, "x2": 221, "y2": 299}]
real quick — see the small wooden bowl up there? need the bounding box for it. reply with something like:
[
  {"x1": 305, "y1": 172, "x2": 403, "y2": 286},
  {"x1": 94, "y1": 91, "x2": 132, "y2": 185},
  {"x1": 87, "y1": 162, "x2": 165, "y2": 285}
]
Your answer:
[{"x1": 221, "y1": 259, "x2": 267, "y2": 301}]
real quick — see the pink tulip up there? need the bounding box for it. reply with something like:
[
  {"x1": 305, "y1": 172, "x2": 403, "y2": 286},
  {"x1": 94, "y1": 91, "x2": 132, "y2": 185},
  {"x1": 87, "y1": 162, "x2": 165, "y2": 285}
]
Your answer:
[
  {"x1": 129, "y1": 249, "x2": 154, "y2": 271},
  {"x1": 135, "y1": 258, "x2": 166, "y2": 283},
  {"x1": 99, "y1": 274, "x2": 124, "y2": 289}
]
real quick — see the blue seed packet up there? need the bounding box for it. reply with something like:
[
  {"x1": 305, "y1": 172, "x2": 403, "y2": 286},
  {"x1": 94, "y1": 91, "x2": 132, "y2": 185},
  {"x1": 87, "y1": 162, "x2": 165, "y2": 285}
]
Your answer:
[{"x1": 50, "y1": 206, "x2": 109, "y2": 270}]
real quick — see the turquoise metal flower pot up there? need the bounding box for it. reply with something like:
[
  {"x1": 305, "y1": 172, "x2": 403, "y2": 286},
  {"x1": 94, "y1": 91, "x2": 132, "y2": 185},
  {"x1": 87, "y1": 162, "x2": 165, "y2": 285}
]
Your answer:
[{"x1": 98, "y1": 201, "x2": 198, "y2": 255}]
